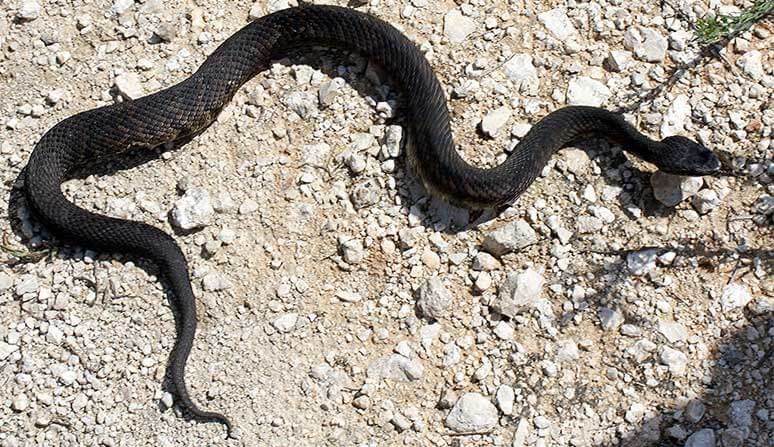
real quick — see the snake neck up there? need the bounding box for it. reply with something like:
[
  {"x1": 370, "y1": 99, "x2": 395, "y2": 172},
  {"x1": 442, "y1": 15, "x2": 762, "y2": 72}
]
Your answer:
[{"x1": 409, "y1": 106, "x2": 666, "y2": 209}]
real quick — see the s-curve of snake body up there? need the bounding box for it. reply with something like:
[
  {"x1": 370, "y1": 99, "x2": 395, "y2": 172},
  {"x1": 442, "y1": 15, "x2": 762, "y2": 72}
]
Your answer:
[{"x1": 22, "y1": 4, "x2": 721, "y2": 438}]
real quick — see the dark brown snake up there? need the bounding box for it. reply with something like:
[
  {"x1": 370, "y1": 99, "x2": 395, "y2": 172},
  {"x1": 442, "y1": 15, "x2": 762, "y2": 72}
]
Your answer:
[{"x1": 22, "y1": 4, "x2": 720, "y2": 436}]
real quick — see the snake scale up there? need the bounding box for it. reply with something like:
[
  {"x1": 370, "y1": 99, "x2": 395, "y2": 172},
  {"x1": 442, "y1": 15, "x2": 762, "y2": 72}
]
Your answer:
[{"x1": 22, "y1": 4, "x2": 720, "y2": 436}]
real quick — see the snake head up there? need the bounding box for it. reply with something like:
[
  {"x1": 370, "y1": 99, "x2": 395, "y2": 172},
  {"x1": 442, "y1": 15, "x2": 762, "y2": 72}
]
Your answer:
[{"x1": 658, "y1": 135, "x2": 721, "y2": 176}]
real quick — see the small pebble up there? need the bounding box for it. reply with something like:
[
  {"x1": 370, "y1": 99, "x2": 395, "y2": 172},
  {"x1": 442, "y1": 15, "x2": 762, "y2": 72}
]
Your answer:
[{"x1": 445, "y1": 393, "x2": 498, "y2": 433}]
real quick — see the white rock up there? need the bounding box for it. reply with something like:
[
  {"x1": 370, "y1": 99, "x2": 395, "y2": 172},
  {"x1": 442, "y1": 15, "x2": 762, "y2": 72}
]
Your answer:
[
  {"x1": 625, "y1": 403, "x2": 646, "y2": 423},
  {"x1": 538, "y1": 8, "x2": 578, "y2": 41},
  {"x1": 0, "y1": 272, "x2": 12, "y2": 292},
  {"x1": 59, "y1": 369, "x2": 77, "y2": 385},
  {"x1": 562, "y1": 148, "x2": 591, "y2": 175},
  {"x1": 394, "y1": 341, "x2": 413, "y2": 358},
  {"x1": 352, "y1": 395, "x2": 370, "y2": 410},
  {"x1": 367, "y1": 354, "x2": 424, "y2": 382},
  {"x1": 155, "y1": 17, "x2": 181, "y2": 38},
  {"x1": 348, "y1": 133, "x2": 375, "y2": 153},
  {"x1": 512, "y1": 418, "x2": 531, "y2": 446},
  {"x1": 46, "y1": 325, "x2": 64, "y2": 344},
  {"x1": 650, "y1": 172, "x2": 703, "y2": 207},
  {"x1": 13, "y1": 393, "x2": 29, "y2": 411},
  {"x1": 658, "y1": 319, "x2": 688, "y2": 343},
  {"x1": 285, "y1": 91, "x2": 317, "y2": 119},
  {"x1": 17, "y1": 0, "x2": 41, "y2": 21},
  {"x1": 721, "y1": 283, "x2": 752, "y2": 311},
  {"x1": 474, "y1": 272, "x2": 492, "y2": 292},
  {"x1": 161, "y1": 392, "x2": 174, "y2": 409},
  {"x1": 318, "y1": 77, "x2": 345, "y2": 107},
  {"x1": 335, "y1": 290, "x2": 362, "y2": 303},
  {"x1": 416, "y1": 276, "x2": 452, "y2": 320},
  {"x1": 661, "y1": 95, "x2": 691, "y2": 138},
  {"x1": 720, "y1": 428, "x2": 746, "y2": 447},
  {"x1": 267, "y1": 0, "x2": 296, "y2": 13},
  {"x1": 15, "y1": 274, "x2": 39, "y2": 296},
  {"x1": 546, "y1": 216, "x2": 573, "y2": 244},
  {"x1": 445, "y1": 392, "x2": 498, "y2": 433},
  {"x1": 567, "y1": 77, "x2": 611, "y2": 107},
  {"x1": 576, "y1": 216, "x2": 603, "y2": 234},
  {"x1": 444, "y1": 10, "x2": 476, "y2": 44},
  {"x1": 493, "y1": 321, "x2": 514, "y2": 340},
  {"x1": 749, "y1": 295, "x2": 773, "y2": 316},
  {"x1": 590, "y1": 205, "x2": 614, "y2": 223},
  {"x1": 383, "y1": 125, "x2": 402, "y2": 158},
  {"x1": 737, "y1": 50, "x2": 763, "y2": 80},
  {"x1": 56, "y1": 51, "x2": 71, "y2": 65},
  {"x1": 685, "y1": 429, "x2": 715, "y2": 447},
  {"x1": 599, "y1": 307, "x2": 624, "y2": 331},
  {"x1": 218, "y1": 228, "x2": 236, "y2": 244},
  {"x1": 482, "y1": 219, "x2": 538, "y2": 256},
  {"x1": 114, "y1": 72, "x2": 144, "y2": 100},
  {"x1": 112, "y1": 0, "x2": 134, "y2": 15},
  {"x1": 107, "y1": 197, "x2": 136, "y2": 219},
  {"x1": 692, "y1": 189, "x2": 720, "y2": 214},
  {"x1": 728, "y1": 400, "x2": 755, "y2": 427},
  {"x1": 504, "y1": 55, "x2": 539, "y2": 95},
  {"x1": 606, "y1": 50, "x2": 633, "y2": 72},
  {"x1": 345, "y1": 151, "x2": 367, "y2": 175},
  {"x1": 453, "y1": 78, "x2": 480, "y2": 98},
  {"x1": 272, "y1": 313, "x2": 298, "y2": 333},
  {"x1": 685, "y1": 399, "x2": 706, "y2": 423},
  {"x1": 582, "y1": 184, "x2": 597, "y2": 203},
  {"x1": 533, "y1": 415, "x2": 550, "y2": 429},
  {"x1": 171, "y1": 188, "x2": 214, "y2": 230},
  {"x1": 494, "y1": 268, "x2": 544, "y2": 318},
  {"x1": 248, "y1": 2, "x2": 263, "y2": 20},
  {"x1": 0, "y1": 342, "x2": 18, "y2": 361},
  {"x1": 556, "y1": 339, "x2": 579, "y2": 362},
  {"x1": 659, "y1": 346, "x2": 688, "y2": 375},
  {"x1": 71, "y1": 393, "x2": 88, "y2": 412},
  {"x1": 511, "y1": 123, "x2": 532, "y2": 139},
  {"x1": 623, "y1": 27, "x2": 668, "y2": 62},
  {"x1": 202, "y1": 272, "x2": 230, "y2": 292},
  {"x1": 339, "y1": 238, "x2": 365, "y2": 265},
  {"x1": 481, "y1": 106, "x2": 511, "y2": 138},
  {"x1": 350, "y1": 181, "x2": 380, "y2": 209},
  {"x1": 627, "y1": 249, "x2": 658, "y2": 276},
  {"x1": 495, "y1": 385, "x2": 515, "y2": 415},
  {"x1": 669, "y1": 29, "x2": 692, "y2": 51},
  {"x1": 391, "y1": 412, "x2": 412, "y2": 432},
  {"x1": 239, "y1": 198, "x2": 259, "y2": 215},
  {"x1": 472, "y1": 252, "x2": 501, "y2": 271}
]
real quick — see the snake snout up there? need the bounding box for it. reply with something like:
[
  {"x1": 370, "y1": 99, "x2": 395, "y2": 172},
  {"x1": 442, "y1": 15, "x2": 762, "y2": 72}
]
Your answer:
[{"x1": 660, "y1": 135, "x2": 721, "y2": 176}]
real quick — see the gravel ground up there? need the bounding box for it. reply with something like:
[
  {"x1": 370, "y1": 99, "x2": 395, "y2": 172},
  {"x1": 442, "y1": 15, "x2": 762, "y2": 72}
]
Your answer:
[{"x1": 1, "y1": 1, "x2": 772, "y2": 446}]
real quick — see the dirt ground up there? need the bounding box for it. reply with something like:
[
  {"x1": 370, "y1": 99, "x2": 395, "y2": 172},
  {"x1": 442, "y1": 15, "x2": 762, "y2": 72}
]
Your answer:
[{"x1": 0, "y1": 1, "x2": 771, "y2": 446}]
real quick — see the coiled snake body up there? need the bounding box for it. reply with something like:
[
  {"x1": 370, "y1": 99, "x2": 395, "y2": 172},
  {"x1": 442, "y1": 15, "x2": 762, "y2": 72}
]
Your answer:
[{"x1": 22, "y1": 4, "x2": 720, "y2": 436}]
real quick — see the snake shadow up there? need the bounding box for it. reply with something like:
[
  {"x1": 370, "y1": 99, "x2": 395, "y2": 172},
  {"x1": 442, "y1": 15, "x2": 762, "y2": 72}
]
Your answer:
[
  {"x1": 496, "y1": 236, "x2": 771, "y2": 446},
  {"x1": 554, "y1": 237, "x2": 771, "y2": 445},
  {"x1": 562, "y1": 235, "x2": 772, "y2": 332},
  {"x1": 608, "y1": 313, "x2": 771, "y2": 447}
]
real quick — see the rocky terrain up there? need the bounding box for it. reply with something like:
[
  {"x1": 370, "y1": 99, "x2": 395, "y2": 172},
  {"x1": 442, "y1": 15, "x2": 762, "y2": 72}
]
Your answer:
[{"x1": 0, "y1": 0, "x2": 771, "y2": 446}]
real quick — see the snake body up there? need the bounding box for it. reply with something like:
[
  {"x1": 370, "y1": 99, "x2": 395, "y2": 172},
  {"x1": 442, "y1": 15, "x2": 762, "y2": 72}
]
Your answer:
[{"x1": 22, "y1": 5, "x2": 720, "y2": 435}]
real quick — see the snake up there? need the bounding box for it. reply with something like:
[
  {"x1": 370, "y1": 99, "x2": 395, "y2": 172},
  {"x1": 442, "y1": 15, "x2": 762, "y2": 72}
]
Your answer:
[{"x1": 21, "y1": 4, "x2": 720, "y2": 437}]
